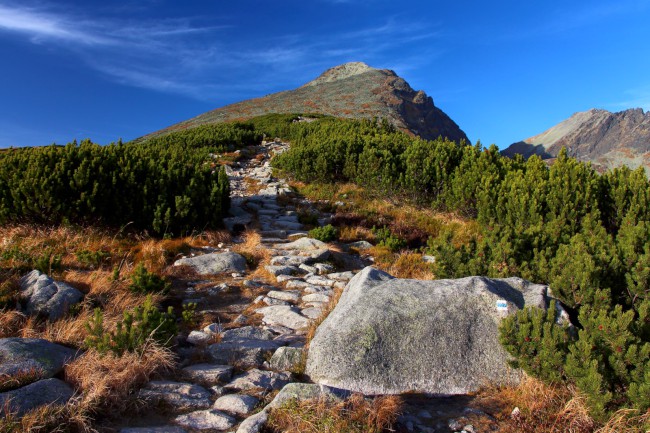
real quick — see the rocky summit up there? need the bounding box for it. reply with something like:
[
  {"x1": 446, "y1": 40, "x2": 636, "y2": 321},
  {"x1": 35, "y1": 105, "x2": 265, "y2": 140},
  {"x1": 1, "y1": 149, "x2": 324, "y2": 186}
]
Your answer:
[
  {"x1": 502, "y1": 108, "x2": 650, "y2": 174},
  {"x1": 149, "y1": 62, "x2": 468, "y2": 143}
]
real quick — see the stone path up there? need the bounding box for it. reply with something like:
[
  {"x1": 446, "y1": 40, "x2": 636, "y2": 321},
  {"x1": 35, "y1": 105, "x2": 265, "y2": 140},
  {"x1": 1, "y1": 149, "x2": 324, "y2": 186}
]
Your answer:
[
  {"x1": 117, "y1": 141, "x2": 360, "y2": 433},
  {"x1": 117, "y1": 140, "x2": 490, "y2": 433}
]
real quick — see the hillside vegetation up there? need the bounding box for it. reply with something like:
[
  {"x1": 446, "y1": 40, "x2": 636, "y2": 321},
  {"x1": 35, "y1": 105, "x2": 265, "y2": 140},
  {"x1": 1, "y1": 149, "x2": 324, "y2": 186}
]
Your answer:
[
  {"x1": 0, "y1": 122, "x2": 261, "y2": 235},
  {"x1": 1, "y1": 113, "x2": 648, "y2": 430},
  {"x1": 262, "y1": 114, "x2": 650, "y2": 423}
]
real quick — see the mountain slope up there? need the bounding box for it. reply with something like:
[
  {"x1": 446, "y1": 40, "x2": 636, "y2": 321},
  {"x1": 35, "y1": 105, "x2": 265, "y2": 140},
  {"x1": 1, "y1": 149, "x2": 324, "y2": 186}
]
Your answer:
[
  {"x1": 502, "y1": 108, "x2": 650, "y2": 173},
  {"x1": 151, "y1": 62, "x2": 468, "y2": 143}
]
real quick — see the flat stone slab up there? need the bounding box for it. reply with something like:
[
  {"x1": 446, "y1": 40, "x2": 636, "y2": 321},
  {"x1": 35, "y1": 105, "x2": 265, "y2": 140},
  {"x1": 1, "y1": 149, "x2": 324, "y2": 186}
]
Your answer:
[
  {"x1": 213, "y1": 394, "x2": 259, "y2": 416},
  {"x1": 225, "y1": 369, "x2": 291, "y2": 393},
  {"x1": 220, "y1": 326, "x2": 274, "y2": 342},
  {"x1": 270, "y1": 256, "x2": 311, "y2": 266},
  {"x1": 139, "y1": 381, "x2": 211, "y2": 412},
  {"x1": 181, "y1": 364, "x2": 233, "y2": 386},
  {"x1": 327, "y1": 271, "x2": 356, "y2": 281},
  {"x1": 174, "y1": 252, "x2": 247, "y2": 275},
  {"x1": 264, "y1": 265, "x2": 299, "y2": 276},
  {"x1": 302, "y1": 293, "x2": 331, "y2": 303},
  {"x1": 20, "y1": 270, "x2": 84, "y2": 321},
  {"x1": 0, "y1": 338, "x2": 78, "y2": 384},
  {"x1": 266, "y1": 290, "x2": 301, "y2": 303},
  {"x1": 273, "y1": 237, "x2": 327, "y2": 251},
  {"x1": 174, "y1": 409, "x2": 236, "y2": 431},
  {"x1": 256, "y1": 305, "x2": 310, "y2": 330},
  {"x1": 305, "y1": 276, "x2": 336, "y2": 287},
  {"x1": 207, "y1": 339, "x2": 280, "y2": 367},
  {"x1": 0, "y1": 378, "x2": 74, "y2": 417},
  {"x1": 285, "y1": 280, "x2": 310, "y2": 289},
  {"x1": 301, "y1": 307, "x2": 324, "y2": 320}
]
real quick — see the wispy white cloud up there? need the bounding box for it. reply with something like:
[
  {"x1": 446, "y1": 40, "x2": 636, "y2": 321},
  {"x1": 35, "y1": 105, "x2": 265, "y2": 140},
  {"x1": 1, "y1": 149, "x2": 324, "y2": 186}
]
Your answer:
[
  {"x1": 0, "y1": 2, "x2": 441, "y2": 101},
  {"x1": 609, "y1": 85, "x2": 650, "y2": 111},
  {"x1": 0, "y1": 4, "x2": 111, "y2": 45}
]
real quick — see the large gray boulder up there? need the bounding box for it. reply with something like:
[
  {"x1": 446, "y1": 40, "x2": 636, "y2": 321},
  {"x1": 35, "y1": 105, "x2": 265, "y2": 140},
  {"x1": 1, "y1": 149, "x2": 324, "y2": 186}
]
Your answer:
[
  {"x1": 19, "y1": 270, "x2": 84, "y2": 321},
  {"x1": 173, "y1": 252, "x2": 247, "y2": 275},
  {"x1": 0, "y1": 378, "x2": 74, "y2": 416},
  {"x1": 306, "y1": 267, "x2": 568, "y2": 395},
  {"x1": 0, "y1": 338, "x2": 78, "y2": 385}
]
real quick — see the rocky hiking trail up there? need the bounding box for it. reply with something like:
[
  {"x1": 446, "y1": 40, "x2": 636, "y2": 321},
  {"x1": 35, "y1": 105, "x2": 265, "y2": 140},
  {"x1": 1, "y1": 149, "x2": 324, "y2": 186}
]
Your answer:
[{"x1": 114, "y1": 140, "x2": 493, "y2": 433}]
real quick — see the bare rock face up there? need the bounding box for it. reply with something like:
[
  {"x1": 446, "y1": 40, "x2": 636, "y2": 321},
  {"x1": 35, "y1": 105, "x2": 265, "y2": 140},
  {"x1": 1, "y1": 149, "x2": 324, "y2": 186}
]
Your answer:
[
  {"x1": 147, "y1": 62, "x2": 469, "y2": 144},
  {"x1": 503, "y1": 108, "x2": 650, "y2": 174},
  {"x1": 306, "y1": 267, "x2": 569, "y2": 395}
]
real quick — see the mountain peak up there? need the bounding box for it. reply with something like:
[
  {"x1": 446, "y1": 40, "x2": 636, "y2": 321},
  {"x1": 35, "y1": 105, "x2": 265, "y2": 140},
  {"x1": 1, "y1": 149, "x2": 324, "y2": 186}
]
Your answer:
[
  {"x1": 148, "y1": 63, "x2": 468, "y2": 143},
  {"x1": 502, "y1": 107, "x2": 650, "y2": 174},
  {"x1": 303, "y1": 62, "x2": 381, "y2": 87}
]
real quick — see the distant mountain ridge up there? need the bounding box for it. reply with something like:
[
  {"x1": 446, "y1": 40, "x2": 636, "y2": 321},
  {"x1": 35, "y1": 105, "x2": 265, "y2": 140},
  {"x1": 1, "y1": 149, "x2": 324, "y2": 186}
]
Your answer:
[
  {"x1": 502, "y1": 108, "x2": 650, "y2": 173},
  {"x1": 150, "y1": 62, "x2": 468, "y2": 143}
]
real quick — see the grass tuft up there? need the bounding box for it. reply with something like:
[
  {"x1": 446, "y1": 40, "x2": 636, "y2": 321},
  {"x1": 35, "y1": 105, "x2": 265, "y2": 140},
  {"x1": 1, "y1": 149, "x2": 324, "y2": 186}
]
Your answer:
[{"x1": 266, "y1": 393, "x2": 402, "y2": 433}]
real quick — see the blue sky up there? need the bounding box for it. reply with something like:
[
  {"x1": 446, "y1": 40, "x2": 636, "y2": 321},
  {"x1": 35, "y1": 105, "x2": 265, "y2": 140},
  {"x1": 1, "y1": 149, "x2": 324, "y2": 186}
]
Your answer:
[{"x1": 0, "y1": 0, "x2": 649, "y2": 149}]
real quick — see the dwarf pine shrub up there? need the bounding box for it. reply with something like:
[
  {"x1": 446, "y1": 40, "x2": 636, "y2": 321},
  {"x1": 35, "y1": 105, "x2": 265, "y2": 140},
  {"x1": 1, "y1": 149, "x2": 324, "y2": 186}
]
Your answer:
[
  {"x1": 84, "y1": 296, "x2": 177, "y2": 355},
  {"x1": 129, "y1": 263, "x2": 171, "y2": 294},
  {"x1": 308, "y1": 224, "x2": 338, "y2": 242}
]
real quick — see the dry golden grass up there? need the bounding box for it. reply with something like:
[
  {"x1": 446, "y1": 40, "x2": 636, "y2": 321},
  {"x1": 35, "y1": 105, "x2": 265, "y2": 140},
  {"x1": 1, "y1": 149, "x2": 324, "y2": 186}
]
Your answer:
[
  {"x1": 472, "y1": 377, "x2": 598, "y2": 433},
  {"x1": 0, "y1": 309, "x2": 26, "y2": 338},
  {"x1": 367, "y1": 246, "x2": 436, "y2": 280},
  {"x1": 337, "y1": 225, "x2": 374, "y2": 243},
  {"x1": 232, "y1": 230, "x2": 270, "y2": 270},
  {"x1": 0, "y1": 401, "x2": 94, "y2": 433},
  {"x1": 595, "y1": 409, "x2": 650, "y2": 433},
  {"x1": 66, "y1": 343, "x2": 174, "y2": 414},
  {"x1": 292, "y1": 181, "x2": 481, "y2": 250},
  {"x1": 266, "y1": 393, "x2": 402, "y2": 433}
]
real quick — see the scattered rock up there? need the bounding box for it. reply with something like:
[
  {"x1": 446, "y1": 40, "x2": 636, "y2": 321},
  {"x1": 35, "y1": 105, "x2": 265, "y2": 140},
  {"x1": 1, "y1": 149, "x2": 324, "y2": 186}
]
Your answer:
[
  {"x1": 19, "y1": 270, "x2": 83, "y2": 321},
  {"x1": 347, "y1": 241, "x2": 373, "y2": 251},
  {"x1": 186, "y1": 331, "x2": 213, "y2": 345},
  {"x1": 225, "y1": 369, "x2": 291, "y2": 393},
  {"x1": 236, "y1": 410, "x2": 268, "y2": 433},
  {"x1": 300, "y1": 307, "x2": 323, "y2": 319},
  {"x1": 174, "y1": 409, "x2": 237, "y2": 431},
  {"x1": 0, "y1": 378, "x2": 74, "y2": 417},
  {"x1": 302, "y1": 293, "x2": 330, "y2": 303},
  {"x1": 269, "y1": 346, "x2": 304, "y2": 372},
  {"x1": 181, "y1": 364, "x2": 233, "y2": 386},
  {"x1": 0, "y1": 338, "x2": 78, "y2": 384},
  {"x1": 213, "y1": 394, "x2": 259, "y2": 416},
  {"x1": 220, "y1": 326, "x2": 273, "y2": 342},
  {"x1": 139, "y1": 381, "x2": 211, "y2": 412},
  {"x1": 207, "y1": 339, "x2": 280, "y2": 367},
  {"x1": 174, "y1": 252, "x2": 247, "y2": 275},
  {"x1": 256, "y1": 305, "x2": 310, "y2": 330},
  {"x1": 264, "y1": 265, "x2": 298, "y2": 276},
  {"x1": 266, "y1": 290, "x2": 301, "y2": 303}
]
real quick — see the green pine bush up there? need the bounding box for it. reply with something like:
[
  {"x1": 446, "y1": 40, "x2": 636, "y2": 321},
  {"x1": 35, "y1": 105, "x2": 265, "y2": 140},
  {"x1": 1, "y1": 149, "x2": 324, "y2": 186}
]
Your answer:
[
  {"x1": 84, "y1": 296, "x2": 177, "y2": 355},
  {"x1": 129, "y1": 263, "x2": 171, "y2": 294},
  {"x1": 308, "y1": 224, "x2": 338, "y2": 242}
]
